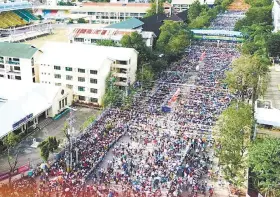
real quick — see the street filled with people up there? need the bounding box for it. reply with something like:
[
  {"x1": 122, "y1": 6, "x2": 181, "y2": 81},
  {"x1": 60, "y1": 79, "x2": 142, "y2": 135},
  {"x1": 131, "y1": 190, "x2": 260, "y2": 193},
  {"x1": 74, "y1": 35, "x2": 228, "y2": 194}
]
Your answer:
[{"x1": 0, "y1": 11, "x2": 242, "y2": 197}]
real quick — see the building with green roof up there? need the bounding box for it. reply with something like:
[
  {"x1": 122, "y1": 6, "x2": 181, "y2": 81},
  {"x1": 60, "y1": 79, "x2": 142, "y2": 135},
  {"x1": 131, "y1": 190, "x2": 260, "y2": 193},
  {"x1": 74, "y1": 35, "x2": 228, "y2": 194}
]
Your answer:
[
  {"x1": 106, "y1": 18, "x2": 144, "y2": 29},
  {"x1": 0, "y1": 42, "x2": 40, "y2": 83}
]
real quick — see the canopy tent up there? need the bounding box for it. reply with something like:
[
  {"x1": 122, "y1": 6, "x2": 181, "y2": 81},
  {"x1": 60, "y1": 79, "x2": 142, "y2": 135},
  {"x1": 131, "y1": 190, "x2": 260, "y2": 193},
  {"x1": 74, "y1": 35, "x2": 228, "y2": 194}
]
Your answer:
[{"x1": 191, "y1": 29, "x2": 243, "y2": 37}]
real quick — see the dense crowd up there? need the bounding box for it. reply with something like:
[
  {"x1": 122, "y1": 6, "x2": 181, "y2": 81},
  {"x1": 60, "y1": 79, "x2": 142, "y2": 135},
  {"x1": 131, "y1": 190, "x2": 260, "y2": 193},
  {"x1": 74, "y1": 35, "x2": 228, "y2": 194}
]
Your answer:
[{"x1": 0, "y1": 11, "x2": 241, "y2": 197}]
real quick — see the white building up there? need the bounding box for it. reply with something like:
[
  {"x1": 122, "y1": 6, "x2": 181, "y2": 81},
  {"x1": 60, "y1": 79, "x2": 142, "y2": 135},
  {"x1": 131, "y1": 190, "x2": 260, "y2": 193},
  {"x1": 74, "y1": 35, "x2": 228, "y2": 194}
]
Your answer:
[
  {"x1": 273, "y1": 0, "x2": 280, "y2": 32},
  {"x1": 70, "y1": 27, "x2": 156, "y2": 48},
  {"x1": 0, "y1": 42, "x2": 41, "y2": 83},
  {"x1": 171, "y1": 0, "x2": 214, "y2": 12},
  {"x1": 0, "y1": 79, "x2": 73, "y2": 138},
  {"x1": 38, "y1": 42, "x2": 138, "y2": 105},
  {"x1": 35, "y1": 2, "x2": 172, "y2": 24}
]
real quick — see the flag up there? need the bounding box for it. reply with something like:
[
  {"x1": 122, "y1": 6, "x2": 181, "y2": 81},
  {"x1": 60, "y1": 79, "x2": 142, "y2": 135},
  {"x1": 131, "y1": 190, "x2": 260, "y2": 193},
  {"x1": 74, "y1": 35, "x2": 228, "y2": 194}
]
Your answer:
[{"x1": 200, "y1": 52, "x2": 206, "y2": 61}]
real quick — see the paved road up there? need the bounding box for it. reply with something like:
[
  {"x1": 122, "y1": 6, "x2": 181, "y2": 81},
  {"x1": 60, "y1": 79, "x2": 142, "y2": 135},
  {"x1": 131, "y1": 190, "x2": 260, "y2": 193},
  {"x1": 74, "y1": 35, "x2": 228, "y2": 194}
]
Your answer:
[{"x1": 0, "y1": 107, "x2": 99, "y2": 174}]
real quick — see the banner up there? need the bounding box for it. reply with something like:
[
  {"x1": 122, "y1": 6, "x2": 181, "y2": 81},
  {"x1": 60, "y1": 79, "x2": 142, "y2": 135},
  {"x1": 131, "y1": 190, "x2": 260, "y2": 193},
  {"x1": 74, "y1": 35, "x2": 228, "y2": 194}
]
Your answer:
[
  {"x1": 168, "y1": 88, "x2": 180, "y2": 106},
  {"x1": 17, "y1": 164, "x2": 29, "y2": 174},
  {"x1": 0, "y1": 172, "x2": 10, "y2": 181}
]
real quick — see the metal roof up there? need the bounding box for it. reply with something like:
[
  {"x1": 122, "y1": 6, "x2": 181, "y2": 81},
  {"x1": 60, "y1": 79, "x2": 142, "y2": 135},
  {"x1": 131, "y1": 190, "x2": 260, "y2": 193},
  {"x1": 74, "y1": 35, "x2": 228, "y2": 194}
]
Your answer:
[
  {"x1": 106, "y1": 18, "x2": 144, "y2": 29},
  {"x1": 0, "y1": 42, "x2": 38, "y2": 59}
]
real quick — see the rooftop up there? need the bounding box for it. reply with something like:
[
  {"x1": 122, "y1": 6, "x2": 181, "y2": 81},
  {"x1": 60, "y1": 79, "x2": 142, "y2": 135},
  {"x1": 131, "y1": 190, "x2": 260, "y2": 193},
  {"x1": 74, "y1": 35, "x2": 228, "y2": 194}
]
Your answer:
[
  {"x1": 0, "y1": 79, "x2": 61, "y2": 137},
  {"x1": 71, "y1": 28, "x2": 155, "y2": 41},
  {"x1": 0, "y1": 42, "x2": 38, "y2": 59},
  {"x1": 106, "y1": 18, "x2": 144, "y2": 29},
  {"x1": 39, "y1": 42, "x2": 138, "y2": 69}
]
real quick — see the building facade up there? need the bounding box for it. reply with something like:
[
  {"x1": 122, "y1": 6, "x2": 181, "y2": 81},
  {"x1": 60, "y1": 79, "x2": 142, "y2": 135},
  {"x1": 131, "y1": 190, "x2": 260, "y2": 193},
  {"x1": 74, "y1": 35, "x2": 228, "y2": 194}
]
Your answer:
[
  {"x1": 35, "y1": 2, "x2": 172, "y2": 24},
  {"x1": 0, "y1": 42, "x2": 41, "y2": 83},
  {"x1": 171, "y1": 0, "x2": 214, "y2": 13},
  {"x1": 273, "y1": 0, "x2": 280, "y2": 32},
  {"x1": 0, "y1": 79, "x2": 73, "y2": 138},
  {"x1": 69, "y1": 27, "x2": 156, "y2": 48},
  {"x1": 38, "y1": 42, "x2": 138, "y2": 105}
]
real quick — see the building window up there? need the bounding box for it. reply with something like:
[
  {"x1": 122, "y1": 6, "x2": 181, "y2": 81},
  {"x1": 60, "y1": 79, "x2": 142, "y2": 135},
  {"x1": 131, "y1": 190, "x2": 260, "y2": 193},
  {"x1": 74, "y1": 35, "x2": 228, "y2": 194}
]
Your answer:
[
  {"x1": 90, "y1": 70, "x2": 98, "y2": 75},
  {"x1": 59, "y1": 100, "x2": 61, "y2": 109},
  {"x1": 90, "y1": 78, "x2": 97, "y2": 84},
  {"x1": 90, "y1": 98, "x2": 98, "y2": 103},
  {"x1": 116, "y1": 60, "x2": 127, "y2": 65},
  {"x1": 78, "y1": 68, "x2": 85, "y2": 73},
  {"x1": 66, "y1": 75, "x2": 73, "y2": 80},
  {"x1": 66, "y1": 84, "x2": 73, "y2": 89},
  {"x1": 54, "y1": 66, "x2": 61, "y2": 70},
  {"x1": 65, "y1": 67, "x2": 72, "y2": 71},
  {"x1": 74, "y1": 38, "x2": 84, "y2": 42},
  {"x1": 78, "y1": 77, "x2": 85, "y2": 82},
  {"x1": 54, "y1": 74, "x2": 61, "y2": 79},
  {"x1": 90, "y1": 88, "x2": 98, "y2": 93},
  {"x1": 0, "y1": 64, "x2": 4, "y2": 69},
  {"x1": 65, "y1": 97, "x2": 67, "y2": 106},
  {"x1": 55, "y1": 83, "x2": 61, "y2": 86},
  {"x1": 15, "y1": 76, "x2": 21, "y2": 80},
  {"x1": 79, "y1": 96, "x2": 85, "y2": 101},
  {"x1": 0, "y1": 74, "x2": 4, "y2": 77},
  {"x1": 78, "y1": 86, "x2": 85, "y2": 91}
]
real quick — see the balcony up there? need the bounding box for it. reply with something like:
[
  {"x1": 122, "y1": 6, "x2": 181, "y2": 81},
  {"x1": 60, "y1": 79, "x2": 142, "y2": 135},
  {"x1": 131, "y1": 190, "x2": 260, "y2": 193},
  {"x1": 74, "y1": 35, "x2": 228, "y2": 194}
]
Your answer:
[
  {"x1": 112, "y1": 72, "x2": 128, "y2": 78},
  {"x1": 0, "y1": 59, "x2": 4, "y2": 63},
  {"x1": 112, "y1": 63, "x2": 128, "y2": 69},
  {"x1": 114, "y1": 81, "x2": 128, "y2": 86}
]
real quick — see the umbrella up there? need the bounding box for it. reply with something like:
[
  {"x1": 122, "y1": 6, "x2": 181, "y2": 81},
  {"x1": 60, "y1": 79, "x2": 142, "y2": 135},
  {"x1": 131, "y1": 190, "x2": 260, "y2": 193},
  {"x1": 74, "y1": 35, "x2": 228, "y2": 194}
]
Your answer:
[
  {"x1": 27, "y1": 170, "x2": 33, "y2": 177},
  {"x1": 40, "y1": 163, "x2": 48, "y2": 169}
]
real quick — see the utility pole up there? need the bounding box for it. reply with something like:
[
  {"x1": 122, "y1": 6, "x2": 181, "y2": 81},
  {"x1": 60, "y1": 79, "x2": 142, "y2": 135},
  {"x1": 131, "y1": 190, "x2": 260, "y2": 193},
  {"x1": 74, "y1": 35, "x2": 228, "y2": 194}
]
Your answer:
[
  {"x1": 66, "y1": 106, "x2": 77, "y2": 172},
  {"x1": 156, "y1": 0, "x2": 159, "y2": 14}
]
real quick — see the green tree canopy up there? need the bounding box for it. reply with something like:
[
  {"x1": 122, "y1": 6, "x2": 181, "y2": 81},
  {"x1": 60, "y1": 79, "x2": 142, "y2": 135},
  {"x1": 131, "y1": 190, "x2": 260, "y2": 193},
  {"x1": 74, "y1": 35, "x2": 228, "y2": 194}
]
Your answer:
[
  {"x1": 120, "y1": 32, "x2": 154, "y2": 65},
  {"x1": 234, "y1": 6, "x2": 272, "y2": 31},
  {"x1": 156, "y1": 21, "x2": 192, "y2": 56},
  {"x1": 96, "y1": 40, "x2": 118, "y2": 47},
  {"x1": 101, "y1": 73, "x2": 124, "y2": 107},
  {"x1": 225, "y1": 55, "x2": 269, "y2": 101},
  {"x1": 215, "y1": 102, "x2": 252, "y2": 188},
  {"x1": 267, "y1": 32, "x2": 280, "y2": 58},
  {"x1": 188, "y1": 0, "x2": 203, "y2": 21},
  {"x1": 137, "y1": 64, "x2": 155, "y2": 88},
  {"x1": 38, "y1": 136, "x2": 60, "y2": 161},
  {"x1": 145, "y1": 0, "x2": 164, "y2": 18},
  {"x1": 249, "y1": 137, "x2": 280, "y2": 196}
]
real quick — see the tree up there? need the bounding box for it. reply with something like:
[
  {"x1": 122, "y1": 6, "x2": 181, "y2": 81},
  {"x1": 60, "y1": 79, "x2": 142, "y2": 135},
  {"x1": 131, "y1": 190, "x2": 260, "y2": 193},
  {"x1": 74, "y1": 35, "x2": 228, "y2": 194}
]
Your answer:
[
  {"x1": 120, "y1": 32, "x2": 154, "y2": 66},
  {"x1": 137, "y1": 64, "x2": 155, "y2": 88},
  {"x1": 267, "y1": 32, "x2": 280, "y2": 58},
  {"x1": 188, "y1": 0, "x2": 202, "y2": 21},
  {"x1": 77, "y1": 18, "x2": 87, "y2": 23},
  {"x1": 101, "y1": 73, "x2": 124, "y2": 107},
  {"x1": 145, "y1": 0, "x2": 164, "y2": 18},
  {"x1": 3, "y1": 132, "x2": 20, "y2": 186},
  {"x1": 215, "y1": 102, "x2": 252, "y2": 189},
  {"x1": 96, "y1": 40, "x2": 118, "y2": 47},
  {"x1": 249, "y1": 137, "x2": 280, "y2": 197},
  {"x1": 38, "y1": 137, "x2": 60, "y2": 162},
  {"x1": 225, "y1": 55, "x2": 269, "y2": 123},
  {"x1": 157, "y1": 21, "x2": 192, "y2": 57}
]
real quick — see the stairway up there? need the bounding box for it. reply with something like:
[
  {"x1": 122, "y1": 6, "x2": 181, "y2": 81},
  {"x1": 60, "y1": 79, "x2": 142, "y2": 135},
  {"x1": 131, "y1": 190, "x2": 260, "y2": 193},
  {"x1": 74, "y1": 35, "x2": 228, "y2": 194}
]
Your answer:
[{"x1": 37, "y1": 118, "x2": 53, "y2": 130}]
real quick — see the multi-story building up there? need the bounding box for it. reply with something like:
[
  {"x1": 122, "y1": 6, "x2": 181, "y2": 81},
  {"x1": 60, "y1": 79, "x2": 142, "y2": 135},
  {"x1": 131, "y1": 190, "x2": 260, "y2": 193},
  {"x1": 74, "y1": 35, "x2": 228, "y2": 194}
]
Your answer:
[
  {"x1": 38, "y1": 42, "x2": 138, "y2": 105},
  {"x1": 69, "y1": 26, "x2": 156, "y2": 48},
  {"x1": 273, "y1": 0, "x2": 280, "y2": 32},
  {"x1": 171, "y1": 0, "x2": 214, "y2": 13},
  {"x1": 35, "y1": 2, "x2": 172, "y2": 24},
  {"x1": 0, "y1": 42, "x2": 41, "y2": 83}
]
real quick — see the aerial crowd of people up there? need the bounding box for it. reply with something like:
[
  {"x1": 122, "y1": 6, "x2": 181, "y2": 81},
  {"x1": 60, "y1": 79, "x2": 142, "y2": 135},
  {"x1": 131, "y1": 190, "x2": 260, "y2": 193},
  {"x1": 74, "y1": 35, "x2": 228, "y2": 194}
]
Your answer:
[{"x1": 0, "y1": 11, "x2": 242, "y2": 197}]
